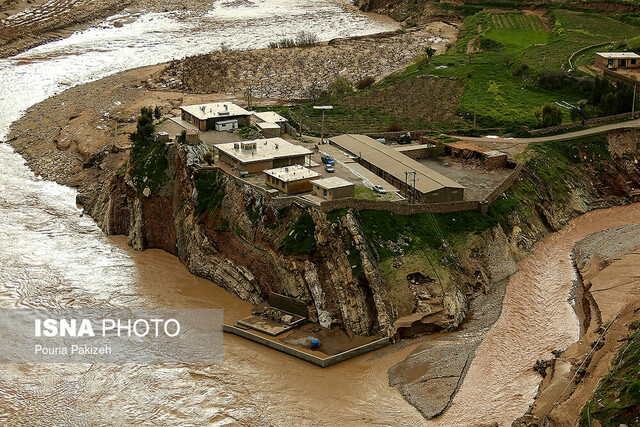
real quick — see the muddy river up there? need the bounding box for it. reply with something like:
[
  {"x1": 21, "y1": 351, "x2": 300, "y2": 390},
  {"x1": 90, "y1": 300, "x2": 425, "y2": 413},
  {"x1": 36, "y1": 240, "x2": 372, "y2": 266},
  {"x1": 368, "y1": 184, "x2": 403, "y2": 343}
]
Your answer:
[{"x1": 0, "y1": 0, "x2": 638, "y2": 424}]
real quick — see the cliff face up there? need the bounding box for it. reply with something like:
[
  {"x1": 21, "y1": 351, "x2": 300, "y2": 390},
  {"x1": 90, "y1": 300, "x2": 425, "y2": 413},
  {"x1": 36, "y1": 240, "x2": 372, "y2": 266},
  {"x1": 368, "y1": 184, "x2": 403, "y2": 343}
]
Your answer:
[
  {"x1": 76, "y1": 130, "x2": 640, "y2": 338},
  {"x1": 81, "y1": 141, "x2": 398, "y2": 335}
]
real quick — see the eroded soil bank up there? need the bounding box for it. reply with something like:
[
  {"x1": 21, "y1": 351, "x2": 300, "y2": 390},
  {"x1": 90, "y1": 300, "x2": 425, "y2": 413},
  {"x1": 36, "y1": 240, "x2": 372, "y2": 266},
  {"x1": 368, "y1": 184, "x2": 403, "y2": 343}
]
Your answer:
[{"x1": 517, "y1": 223, "x2": 640, "y2": 426}]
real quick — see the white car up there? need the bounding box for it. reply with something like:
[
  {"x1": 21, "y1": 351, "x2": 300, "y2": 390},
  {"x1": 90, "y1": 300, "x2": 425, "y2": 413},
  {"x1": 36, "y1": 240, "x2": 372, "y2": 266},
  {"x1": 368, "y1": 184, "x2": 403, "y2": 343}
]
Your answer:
[{"x1": 372, "y1": 185, "x2": 386, "y2": 194}]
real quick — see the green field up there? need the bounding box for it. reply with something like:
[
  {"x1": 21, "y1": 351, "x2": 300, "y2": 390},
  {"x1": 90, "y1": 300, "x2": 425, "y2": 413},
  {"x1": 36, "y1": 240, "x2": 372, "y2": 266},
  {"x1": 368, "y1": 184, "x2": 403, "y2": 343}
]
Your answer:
[{"x1": 268, "y1": 7, "x2": 640, "y2": 133}]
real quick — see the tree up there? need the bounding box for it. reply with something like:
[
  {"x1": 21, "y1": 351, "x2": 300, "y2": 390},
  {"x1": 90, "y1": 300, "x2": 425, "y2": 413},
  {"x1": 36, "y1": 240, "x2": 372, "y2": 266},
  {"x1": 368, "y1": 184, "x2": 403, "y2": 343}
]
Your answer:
[
  {"x1": 534, "y1": 102, "x2": 563, "y2": 128},
  {"x1": 130, "y1": 107, "x2": 155, "y2": 143},
  {"x1": 154, "y1": 106, "x2": 162, "y2": 120},
  {"x1": 570, "y1": 100, "x2": 589, "y2": 125}
]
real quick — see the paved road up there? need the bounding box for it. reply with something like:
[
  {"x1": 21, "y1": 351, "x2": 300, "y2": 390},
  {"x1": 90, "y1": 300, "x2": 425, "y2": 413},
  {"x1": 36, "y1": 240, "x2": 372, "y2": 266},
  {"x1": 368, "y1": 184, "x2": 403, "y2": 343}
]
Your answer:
[{"x1": 453, "y1": 117, "x2": 640, "y2": 146}]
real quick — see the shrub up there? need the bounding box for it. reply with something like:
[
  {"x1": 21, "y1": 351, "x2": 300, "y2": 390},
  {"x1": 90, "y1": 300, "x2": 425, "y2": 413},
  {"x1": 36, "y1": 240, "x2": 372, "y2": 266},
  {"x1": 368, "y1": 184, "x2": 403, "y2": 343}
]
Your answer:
[
  {"x1": 538, "y1": 69, "x2": 570, "y2": 91},
  {"x1": 194, "y1": 170, "x2": 226, "y2": 215},
  {"x1": 424, "y1": 45, "x2": 437, "y2": 58},
  {"x1": 268, "y1": 31, "x2": 318, "y2": 48},
  {"x1": 386, "y1": 121, "x2": 404, "y2": 132},
  {"x1": 355, "y1": 76, "x2": 375, "y2": 90},
  {"x1": 512, "y1": 63, "x2": 529, "y2": 77},
  {"x1": 328, "y1": 76, "x2": 352, "y2": 96},
  {"x1": 203, "y1": 151, "x2": 213, "y2": 164},
  {"x1": 534, "y1": 102, "x2": 563, "y2": 128}
]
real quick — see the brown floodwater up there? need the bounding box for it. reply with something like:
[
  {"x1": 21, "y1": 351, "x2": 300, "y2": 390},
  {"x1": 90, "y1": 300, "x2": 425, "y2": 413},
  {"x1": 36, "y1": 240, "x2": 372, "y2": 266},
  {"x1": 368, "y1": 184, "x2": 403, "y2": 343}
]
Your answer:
[
  {"x1": 428, "y1": 203, "x2": 640, "y2": 426},
  {"x1": 0, "y1": 236, "x2": 426, "y2": 425}
]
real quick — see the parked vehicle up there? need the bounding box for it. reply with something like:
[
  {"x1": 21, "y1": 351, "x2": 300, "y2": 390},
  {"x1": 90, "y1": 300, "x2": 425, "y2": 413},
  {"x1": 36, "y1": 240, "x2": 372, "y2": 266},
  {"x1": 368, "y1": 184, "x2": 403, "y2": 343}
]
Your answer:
[
  {"x1": 397, "y1": 132, "x2": 412, "y2": 144},
  {"x1": 321, "y1": 155, "x2": 335, "y2": 165},
  {"x1": 372, "y1": 185, "x2": 386, "y2": 194},
  {"x1": 325, "y1": 164, "x2": 335, "y2": 173}
]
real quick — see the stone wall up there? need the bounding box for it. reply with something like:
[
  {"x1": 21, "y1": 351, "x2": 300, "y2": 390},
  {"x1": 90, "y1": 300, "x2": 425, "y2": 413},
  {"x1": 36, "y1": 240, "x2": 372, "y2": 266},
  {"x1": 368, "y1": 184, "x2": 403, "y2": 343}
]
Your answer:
[
  {"x1": 528, "y1": 112, "x2": 636, "y2": 136},
  {"x1": 484, "y1": 164, "x2": 524, "y2": 205},
  {"x1": 319, "y1": 198, "x2": 480, "y2": 214}
]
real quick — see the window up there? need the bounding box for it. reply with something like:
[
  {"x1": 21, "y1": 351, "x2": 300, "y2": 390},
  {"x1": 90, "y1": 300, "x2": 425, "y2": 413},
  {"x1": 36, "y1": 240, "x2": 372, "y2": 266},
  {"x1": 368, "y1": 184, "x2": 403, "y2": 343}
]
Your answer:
[
  {"x1": 632, "y1": 59, "x2": 637, "y2": 65},
  {"x1": 323, "y1": 189, "x2": 327, "y2": 198}
]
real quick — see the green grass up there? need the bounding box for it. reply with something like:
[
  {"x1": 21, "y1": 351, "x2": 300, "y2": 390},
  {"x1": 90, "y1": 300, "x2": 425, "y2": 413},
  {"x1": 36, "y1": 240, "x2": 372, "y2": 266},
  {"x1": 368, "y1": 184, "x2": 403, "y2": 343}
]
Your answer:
[
  {"x1": 487, "y1": 134, "x2": 612, "y2": 229},
  {"x1": 281, "y1": 212, "x2": 317, "y2": 255},
  {"x1": 355, "y1": 186, "x2": 382, "y2": 200},
  {"x1": 579, "y1": 330, "x2": 640, "y2": 426},
  {"x1": 359, "y1": 209, "x2": 496, "y2": 261},
  {"x1": 194, "y1": 170, "x2": 227, "y2": 215},
  {"x1": 130, "y1": 139, "x2": 168, "y2": 197}
]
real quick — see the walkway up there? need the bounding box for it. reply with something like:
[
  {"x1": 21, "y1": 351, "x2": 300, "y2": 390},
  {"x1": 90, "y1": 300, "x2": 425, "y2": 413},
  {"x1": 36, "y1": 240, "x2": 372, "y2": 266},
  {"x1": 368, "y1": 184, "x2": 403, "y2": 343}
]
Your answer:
[{"x1": 452, "y1": 118, "x2": 640, "y2": 155}]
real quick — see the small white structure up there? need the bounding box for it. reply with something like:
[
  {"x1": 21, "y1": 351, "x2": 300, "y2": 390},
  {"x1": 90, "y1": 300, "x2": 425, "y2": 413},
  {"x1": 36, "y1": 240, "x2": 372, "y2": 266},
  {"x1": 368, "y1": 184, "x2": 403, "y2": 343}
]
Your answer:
[
  {"x1": 215, "y1": 119, "x2": 239, "y2": 132},
  {"x1": 595, "y1": 52, "x2": 640, "y2": 70}
]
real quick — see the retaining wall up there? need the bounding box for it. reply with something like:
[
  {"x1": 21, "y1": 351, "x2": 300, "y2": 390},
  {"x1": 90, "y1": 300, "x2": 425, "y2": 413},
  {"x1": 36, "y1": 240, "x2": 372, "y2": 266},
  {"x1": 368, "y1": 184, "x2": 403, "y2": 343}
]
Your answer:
[{"x1": 528, "y1": 112, "x2": 636, "y2": 136}]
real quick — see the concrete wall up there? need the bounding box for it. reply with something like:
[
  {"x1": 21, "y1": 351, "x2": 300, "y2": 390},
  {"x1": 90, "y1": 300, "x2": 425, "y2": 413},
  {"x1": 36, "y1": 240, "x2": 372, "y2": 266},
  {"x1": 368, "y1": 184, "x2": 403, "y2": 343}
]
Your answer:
[{"x1": 273, "y1": 155, "x2": 307, "y2": 168}]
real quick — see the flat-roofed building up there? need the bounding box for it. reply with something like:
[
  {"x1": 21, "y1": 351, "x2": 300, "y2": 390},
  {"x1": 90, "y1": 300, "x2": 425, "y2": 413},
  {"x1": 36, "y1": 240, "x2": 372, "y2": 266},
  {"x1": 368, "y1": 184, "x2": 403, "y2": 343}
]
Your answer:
[
  {"x1": 329, "y1": 134, "x2": 465, "y2": 203},
  {"x1": 251, "y1": 111, "x2": 288, "y2": 126},
  {"x1": 264, "y1": 165, "x2": 320, "y2": 194},
  {"x1": 595, "y1": 52, "x2": 640, "y2": 70},
  {"x1": 256, "y1": 121, "x2": 282, "y2": 138},
  {"x1": 216, "y1": 137, "x2": 313, "y2": 173},
  {"x1": 180, "y1": 102, "x2": 251, "y2": 131},
  {"x1": 311, "y1": 177, "x2": 355, "y2": 200},
  {"x1": 444, "y1": 141, "x2": 508, "y2": 170}
]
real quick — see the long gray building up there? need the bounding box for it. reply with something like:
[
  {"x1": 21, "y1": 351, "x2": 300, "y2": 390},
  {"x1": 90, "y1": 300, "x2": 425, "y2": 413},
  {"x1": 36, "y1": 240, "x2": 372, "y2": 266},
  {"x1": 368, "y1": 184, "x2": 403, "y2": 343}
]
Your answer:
[{"x1": 329, "y1": 134, "x2": 465, "y2": 203}]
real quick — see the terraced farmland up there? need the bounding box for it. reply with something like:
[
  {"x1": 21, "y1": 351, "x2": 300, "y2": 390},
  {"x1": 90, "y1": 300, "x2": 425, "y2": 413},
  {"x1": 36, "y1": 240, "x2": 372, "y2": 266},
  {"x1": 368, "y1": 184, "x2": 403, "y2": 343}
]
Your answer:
[{"x1": 491, "y1": 13, "x2": 546, "y2": 31}]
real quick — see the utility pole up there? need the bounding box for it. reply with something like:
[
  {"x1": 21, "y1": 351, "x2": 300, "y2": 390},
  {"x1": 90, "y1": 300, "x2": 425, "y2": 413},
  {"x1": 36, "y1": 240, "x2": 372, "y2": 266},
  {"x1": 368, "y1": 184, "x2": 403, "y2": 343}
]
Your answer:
[
  {"x1": 313, "y1": 105, "x2": 333, "y2": 143},
  {"x1": 633, "y1": 84, "x2": 637, "y2": 119},
  {"x1": 405, "y1": 171, "x2": 416, "y2": 203}
]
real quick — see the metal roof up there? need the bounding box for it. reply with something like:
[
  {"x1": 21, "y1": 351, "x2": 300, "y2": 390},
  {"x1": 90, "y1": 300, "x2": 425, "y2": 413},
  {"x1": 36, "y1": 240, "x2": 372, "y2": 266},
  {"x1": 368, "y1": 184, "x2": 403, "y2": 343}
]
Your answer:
[
  {"x1": 329, "y1": 134, "x2": 464, "y2": 194},
  {"x1": 596, "y1": 52, "x2": 640, "y2": 59},
  {"x1": 263, "y1": 165, "x2": 320, "y2": 182},
  {"x1": 311, "y1": 177, "x2": 355, "y2": 189},
  {"x1": 180, "y1": 102, "x2": 250, "y2": 120}
]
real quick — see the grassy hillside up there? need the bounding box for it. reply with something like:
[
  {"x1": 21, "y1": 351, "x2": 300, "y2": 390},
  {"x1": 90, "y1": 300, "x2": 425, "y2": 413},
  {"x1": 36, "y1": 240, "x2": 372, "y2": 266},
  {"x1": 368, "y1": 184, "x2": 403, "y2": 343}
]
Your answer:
[{"x1": 272, "y1": 6, "x2": 640, "y2": 133}]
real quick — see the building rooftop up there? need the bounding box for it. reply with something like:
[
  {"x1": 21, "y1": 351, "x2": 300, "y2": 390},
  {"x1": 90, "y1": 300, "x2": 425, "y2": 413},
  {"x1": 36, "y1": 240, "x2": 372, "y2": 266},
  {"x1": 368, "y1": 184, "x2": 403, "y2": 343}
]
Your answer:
[
  {"x1": 216, "y1": 137, "x2": 312, "y2": 164},
  {"x1": 263, "y1": 165, "x2": 320, "y2": 182},
  {"x1": 252, "y1": 111, "x2": 288, "y2": 123},
  {"x1": 329, "y1": 134, "x2": 464, "y2": 194},
  {"x1": 256, "y1": 122, "x2": 281, "y2": 130},
  {"x1": 180, "y1": 102, "x2": 250, "y2": 120},
  {"x1": 596, "y1": 52, "x2": 640, "y2": 59},
  {"x1": 311, "y1": 177, "x2": 354, "y2": 189},
  {"x1": 445, "y1": 141, "x2": 507, "y2": 158}
]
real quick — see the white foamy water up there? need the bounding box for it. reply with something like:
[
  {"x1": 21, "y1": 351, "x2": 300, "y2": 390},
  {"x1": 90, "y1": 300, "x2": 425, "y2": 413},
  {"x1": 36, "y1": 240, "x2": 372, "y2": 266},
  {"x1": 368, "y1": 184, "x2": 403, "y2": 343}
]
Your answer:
[
  {"x1": 0, "y1": 1, "x2": 396, "y2": 306},
  {"x1": 0, "y1": 3, "x2": 417, "y2": 425}
]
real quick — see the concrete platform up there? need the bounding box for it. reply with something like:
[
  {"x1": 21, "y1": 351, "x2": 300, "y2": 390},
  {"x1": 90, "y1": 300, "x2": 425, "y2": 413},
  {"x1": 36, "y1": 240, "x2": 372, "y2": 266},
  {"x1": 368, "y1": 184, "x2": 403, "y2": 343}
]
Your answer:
[
  {"x1": 223, "y1": 324, "x2": 390, "y2": 368},
  {"x1": 236, "y1": 312, "x2": 305, "y2": 336}
]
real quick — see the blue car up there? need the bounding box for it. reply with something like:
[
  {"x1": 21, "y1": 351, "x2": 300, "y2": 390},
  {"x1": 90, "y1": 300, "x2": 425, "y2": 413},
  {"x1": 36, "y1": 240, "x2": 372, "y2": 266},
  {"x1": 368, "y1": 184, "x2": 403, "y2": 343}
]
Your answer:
[{"x1": 321, "y1": 155, "x2": 335, "y2": 165}]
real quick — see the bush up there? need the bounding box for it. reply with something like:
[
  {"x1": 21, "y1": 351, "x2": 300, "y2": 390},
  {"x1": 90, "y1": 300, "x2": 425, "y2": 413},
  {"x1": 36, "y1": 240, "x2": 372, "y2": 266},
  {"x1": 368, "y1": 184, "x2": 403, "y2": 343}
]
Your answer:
[
  {"x1": 203, "y1": 151, "x2": 213, "y2": 164},
  {"x1": 534, "y1": 102, "x2": 563, "y2": 128},
  {"x1": 268, "y1": 31, "x2": 318, "y2": 48},
  {"x1": 512, "y1": 63, "x2": 529, "y2": 77},
  {"x1": 328, "y1": 76, "x2": 353, "y2": 97},
  {"x1": 386, "y1": 121, "x2": 404, "y2": 132},
  {"x1": 537, "y1": 69, "x2": 570, "y2": 91},
  {"x1": 355, "y1": 76, "x2": 375, "y2": 90}
]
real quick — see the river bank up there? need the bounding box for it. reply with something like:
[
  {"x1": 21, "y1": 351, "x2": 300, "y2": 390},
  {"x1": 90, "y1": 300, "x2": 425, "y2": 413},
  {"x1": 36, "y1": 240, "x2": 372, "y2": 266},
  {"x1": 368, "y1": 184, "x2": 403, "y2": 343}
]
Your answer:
[
  {"x1": 4, "y1": 3, "x2": 640, "y2": 423},
  {"x1": 517, "y1": 223, "x2": 640, "y2": 426}
]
